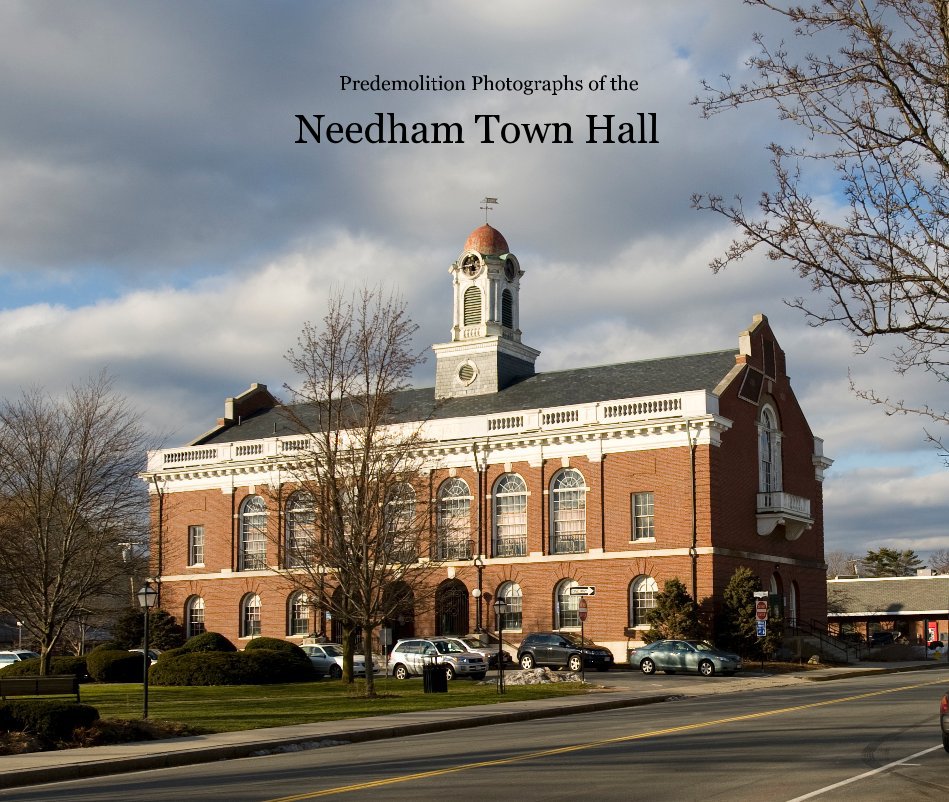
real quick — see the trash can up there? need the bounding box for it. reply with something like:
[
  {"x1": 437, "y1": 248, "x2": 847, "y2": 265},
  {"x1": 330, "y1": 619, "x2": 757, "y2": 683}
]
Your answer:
[{"x1": 422, "y1": 660, "x2": 448, "y2": 693}]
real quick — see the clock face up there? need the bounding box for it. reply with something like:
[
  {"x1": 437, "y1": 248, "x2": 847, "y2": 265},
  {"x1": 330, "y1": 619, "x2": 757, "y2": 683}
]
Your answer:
[
  {"x1": 462, "y1": 255, "x2": 481, "y2": 277},
  {"x1": 504, "y1": 259, "x2": 517, "y2": 281}
]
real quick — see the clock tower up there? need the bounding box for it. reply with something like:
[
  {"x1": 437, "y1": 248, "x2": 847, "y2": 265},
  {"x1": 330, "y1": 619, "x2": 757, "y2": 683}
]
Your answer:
[{"x1": 433, "y1": 222, "x2": 540, "y2": 399}]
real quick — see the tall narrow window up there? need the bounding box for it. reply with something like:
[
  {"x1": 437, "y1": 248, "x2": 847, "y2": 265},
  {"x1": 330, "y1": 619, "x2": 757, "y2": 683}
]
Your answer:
[
  {"x1": 436, "y1": 478, "x2": 472, "y2": 560},
  {"x1": 463, "y1": 286, "x2": 482, "y2": 327},
  {"x1": 555, "y1": 579, "x2": 580, "y2": 628},
  {"x1": 758, "y1": 405, "x2": 782, "y2": 495},
  {"x1": 288, "y1": 591, "x2": 310, "y2": 636},
  {"x1": 185, "y1": 596, "x2": 205, "y2": 638},
  {"x1": 501, "y1": 289, "x2": 514, "y2": 328},
  {"x1": 550, "y1": 469, "x2": 586, "y2": 554},
  {"x1": 493, "y1": 473, "x2": 527, "y2": 557},
  {"x1": 240, "y1": 593, "x2": 261, "y2": 638},
  {"x1": 631, "y1": 492, "x2": 655, "y2": 540},
  {"x1": 188, "y1": 525, "x2": 204, "y2": 566},
  {"x1": 384, "y1": 483, "x2": 417, "y2": 563},
  {"x1": 239, "y1": 496, "x2": 267, "y2": 571},
  {"x1": 285, "y1": 491, "x2": 315, "y2": 568},
  {"x1": 497, "y1": 582, "x2": 523, "y2": 631},
  {"x1": 630, "y1": 575, "x2": 658, "y2": 627}
]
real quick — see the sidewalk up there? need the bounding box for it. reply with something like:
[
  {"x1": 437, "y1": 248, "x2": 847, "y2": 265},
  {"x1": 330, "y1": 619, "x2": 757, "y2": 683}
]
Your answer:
[{"x1": 1, "y1": 661, "x2": 946, "y2": 791}]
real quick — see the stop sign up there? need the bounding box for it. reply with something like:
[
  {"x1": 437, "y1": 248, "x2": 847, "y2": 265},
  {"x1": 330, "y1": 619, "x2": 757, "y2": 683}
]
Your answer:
[
  {"x1": 755, "y1": 599, "x2": 768, "y2": 621},
  {"x1": 578, "y1": 598, "x2": 588, "y2": 622}
]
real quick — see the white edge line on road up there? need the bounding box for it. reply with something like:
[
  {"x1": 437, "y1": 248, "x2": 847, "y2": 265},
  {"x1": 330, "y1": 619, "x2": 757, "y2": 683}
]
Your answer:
[{"x1": 785, "y1": 745, "x2": 944, "y2": 801}]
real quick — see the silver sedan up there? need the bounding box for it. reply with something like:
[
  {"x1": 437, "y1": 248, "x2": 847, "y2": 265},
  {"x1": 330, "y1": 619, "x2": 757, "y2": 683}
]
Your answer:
[{"x1": 629, "y1": 640, "x2": 743, "y2": 677}]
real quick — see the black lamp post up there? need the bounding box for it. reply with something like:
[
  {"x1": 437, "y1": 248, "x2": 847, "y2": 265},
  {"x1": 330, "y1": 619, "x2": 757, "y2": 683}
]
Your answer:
[
  {"x1": 473, "y1": 554, "x2": 485, "y2": 632},
  {"x1": 493, "y1": 597, "x2": 507, "y2": 695},
  {"x1": 137, "y1": 581, "x2": 158, "y2": 719}
]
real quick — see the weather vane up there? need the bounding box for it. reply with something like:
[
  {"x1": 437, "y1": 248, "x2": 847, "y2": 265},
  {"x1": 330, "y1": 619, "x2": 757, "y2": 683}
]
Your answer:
[{"x1": 480, "y1": 196, "x2": 498, "y2": 223}]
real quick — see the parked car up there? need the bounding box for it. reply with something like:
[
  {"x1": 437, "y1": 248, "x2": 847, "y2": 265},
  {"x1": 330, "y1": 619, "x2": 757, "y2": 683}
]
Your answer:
[
  {"x1": 444, "y1": 636, "x2": 513, "y2": 669},
  {"x1": 516, "y1": 632, "x2": 614, "y2": 672},
  {"x1": 388, "y1": 637, "x2": 488, "y2": 681},
  {"x1": 301, "y1": 643, "x2": 378, "y2": 678},
  {"x1": 941, "y1": 689, "x2": 949, "y2": 752},
  {"x1": 0, "y1": 650, "x2": 40, "y2": 668},
  {"x1": 628, "y1": 639, "x2": 742, "y2": 677},
  {"x1": 129, "y1": 648, "x2": 162, "y2": 665}
]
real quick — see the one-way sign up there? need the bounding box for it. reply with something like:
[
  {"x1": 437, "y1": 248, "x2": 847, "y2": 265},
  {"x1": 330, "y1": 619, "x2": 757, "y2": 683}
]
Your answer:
[{"x1": 569, "y1": 586, "x2": 596, "y2": 596}]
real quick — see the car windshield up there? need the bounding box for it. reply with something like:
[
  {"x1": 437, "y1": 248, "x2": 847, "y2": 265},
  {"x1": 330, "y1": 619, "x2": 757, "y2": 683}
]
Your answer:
[
  {"x1": 321, "y1": 645, "x2": 343, "y2": 656},
  {"x1": 433, "y1": 640, "x2": 465, "y2": 654},
  {"x1": 690, "y1": 641, "x2": 717, "y2": 652},
  {"x1": 562, "y1": 633, "x2": 599, "y2": 647}
]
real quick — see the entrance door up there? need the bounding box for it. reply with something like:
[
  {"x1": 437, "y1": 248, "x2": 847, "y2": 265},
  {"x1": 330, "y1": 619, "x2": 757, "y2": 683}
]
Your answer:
[{"x1": 435, "y1": 580, "x2": 469, "y2": 636}]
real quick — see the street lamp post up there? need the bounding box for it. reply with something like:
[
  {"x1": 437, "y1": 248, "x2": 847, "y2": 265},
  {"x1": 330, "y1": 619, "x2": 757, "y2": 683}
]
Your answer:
[
  {"x1": 493, "y1": 597, "x2": 507, "y2": 695},
  {"x1": 137, "y1": 581, "x2": 158, "y2": 719},
  {"x1": 15, "y1": 621, "x2": 22, "y2": 650},
  {"x1": 473, "y1": 554, "x2": 485, "y2": 632}
]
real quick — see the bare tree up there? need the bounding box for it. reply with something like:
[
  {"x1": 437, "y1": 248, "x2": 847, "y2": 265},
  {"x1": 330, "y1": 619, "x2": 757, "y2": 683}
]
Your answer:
[
  {"x1": 0, "y1": 373, "x2": 149, "y2": 674},
  {"x1": 694, "y1": 0, "x2": 949, "y2": 445},
  {"x1": 275, "y1": 288, "x2": 442, "y2": 697},
  {"x1": 928, "y1": 547, "x2": 949, "y2": 573},
  {"x1": 826, "y1": 550, "x2": 863, "y2": 577}
]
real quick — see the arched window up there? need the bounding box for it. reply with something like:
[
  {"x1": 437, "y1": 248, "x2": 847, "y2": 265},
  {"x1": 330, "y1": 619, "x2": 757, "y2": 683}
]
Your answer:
[
  {"x1": 501, "y1": 289, "x2": 514, "y2": 328},
  {"x1": 184, "y1": 596, "x2": 205, "y2": 638},
  {"x1": 496, "y1": 581, "x2": 523, "y2": 631},
  {"x1": 789, "y1": 581, "x2": 799, "y2": 628},
  {"x1": 384, "y1": 483, "x2": 417, "y2": 563},
  {"x1": 758, "y1": 404, "x2": 782, "y2": 494},
  {"x1": 436, "y1": 478, "x2": 472, "y2": 560},
  {"x1": 238, "y1": 496, "x2": 267, "y2": 571},
  {"x1": 285, "y1": 491, "x2": 315, "y2": 568},
  {"x1": 288, "y1": 591, "x2": 310, "y2": 637},
  {"x1": 550, "y1": 469, "x2": 586, "y2": 554},
  {"x1": 493, "y1": 473, "x2": 527, "y2": 557},
  {"x1": 240, "y1": 593, "x2": 261, "y2": 638},
  {"x1": 629, "y1": 576, "x2": 658, "y2": 627},
  {"x1": 463, "y1": 286, "x2": 482, "y2": 327},
  {"x1": 555, "y1": 579, "x2": 580, "y2": 629}
]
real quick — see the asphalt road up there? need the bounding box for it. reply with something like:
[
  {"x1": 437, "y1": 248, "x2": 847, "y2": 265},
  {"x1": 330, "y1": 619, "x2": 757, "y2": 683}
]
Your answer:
[{"x1": 6, "y1": 671, "x2": 948, "y2": 802}]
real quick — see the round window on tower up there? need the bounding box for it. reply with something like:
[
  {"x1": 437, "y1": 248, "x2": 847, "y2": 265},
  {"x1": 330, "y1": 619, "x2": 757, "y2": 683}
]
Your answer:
[
  {"x1": 458, "y1": 363, "x2": 477, "y2": 385},
  {"x1": 461, "y1": 254, "x2": 482, "y2": 278}
]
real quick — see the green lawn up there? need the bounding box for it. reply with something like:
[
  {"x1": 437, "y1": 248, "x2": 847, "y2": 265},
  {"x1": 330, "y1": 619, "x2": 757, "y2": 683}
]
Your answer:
[{"x1": 81, "y1": 677, "x2": 589, "y2": 733}]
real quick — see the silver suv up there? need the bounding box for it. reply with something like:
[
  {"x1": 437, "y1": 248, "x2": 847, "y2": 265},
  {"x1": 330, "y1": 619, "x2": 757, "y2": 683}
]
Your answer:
[{"x1": 388, "y1": 637, "x2": 488, "y2": 681}]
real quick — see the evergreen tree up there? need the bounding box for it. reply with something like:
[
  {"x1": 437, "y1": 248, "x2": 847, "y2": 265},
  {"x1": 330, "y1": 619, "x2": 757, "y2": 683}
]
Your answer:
[
  {"x1": 863, "y1": 547, "x2": 923, "y2": 577},
  {"x1": 110, "y1": 607, "x2": 185, "y2": 651},
  {"x1": 643, "y1": 578, "x2": 702, "y2": 643},
  {"x1": 717, "y1": 566, "x2": 783, "y2": 659}
]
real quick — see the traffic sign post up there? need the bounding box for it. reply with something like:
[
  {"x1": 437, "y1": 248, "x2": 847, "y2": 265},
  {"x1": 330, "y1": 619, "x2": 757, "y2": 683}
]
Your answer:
[{"x1": 569, "y1": 586, "x2": 596, "y2": 596}]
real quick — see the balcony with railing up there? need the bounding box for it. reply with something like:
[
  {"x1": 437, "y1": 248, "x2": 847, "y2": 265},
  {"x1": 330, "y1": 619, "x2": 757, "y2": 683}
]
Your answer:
[
  {"x1": 494, "y1": 536, "x2": 528, "y2": 558},
  {"x1": 550, "y1": 534, "x2": 587, "y2": 554},
  {"x1": 435, "y1": 537, "x2": 472, "y2": 562},
  {"x1": 756, "y1": 491, "x2": 813, "y2": 540}
]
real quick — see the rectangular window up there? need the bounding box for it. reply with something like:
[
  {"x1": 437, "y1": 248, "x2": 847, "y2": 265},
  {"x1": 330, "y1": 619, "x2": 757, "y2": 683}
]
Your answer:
[
  {"x1": 631, "y1": 493, "x2": 655, "y2": 540},
  {"x1": 188, "y1": 525, "x2": 205, "y2": 566}
]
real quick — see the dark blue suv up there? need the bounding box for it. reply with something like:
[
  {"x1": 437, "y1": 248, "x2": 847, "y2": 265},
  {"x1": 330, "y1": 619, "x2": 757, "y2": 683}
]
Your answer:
[{"x1": 516, "y1": 632, "x2": 613, "y2": 672}]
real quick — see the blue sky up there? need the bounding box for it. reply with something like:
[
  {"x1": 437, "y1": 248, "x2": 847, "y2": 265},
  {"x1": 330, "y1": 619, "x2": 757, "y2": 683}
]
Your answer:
[{"x1": 0, "y1": 0, "x2": 946, "y2": 562}]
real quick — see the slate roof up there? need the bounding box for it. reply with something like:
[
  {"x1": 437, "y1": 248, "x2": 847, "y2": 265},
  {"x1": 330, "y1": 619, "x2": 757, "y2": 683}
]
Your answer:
[
  {"x1": 828, "y1": 576, "x2": 949, "y2": 616},
  {"x1": 199, "y1": 348, "x2": 739, "y2": 445}
]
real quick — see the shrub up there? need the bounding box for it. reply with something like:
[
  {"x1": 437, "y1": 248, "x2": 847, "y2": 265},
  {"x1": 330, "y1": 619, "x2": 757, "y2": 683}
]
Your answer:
[
  {"x1": 0, "y1": 656, "x2": 88, "y2": 681},
  {"x1": 86, "y1": 650, "x2": 142, "y2": 683},
  {"x1": 149, "y1": 649, "x2": 316, "y2": 686},
  {"x1": 0, "y1": 701, "x2": 99, "y2": 747},
  {"x1": 179, "y1": 631, "x2": 237, "y2": 654},
  {"x1": 243, "y1": 637, "x2": 310, "y2": 662}
]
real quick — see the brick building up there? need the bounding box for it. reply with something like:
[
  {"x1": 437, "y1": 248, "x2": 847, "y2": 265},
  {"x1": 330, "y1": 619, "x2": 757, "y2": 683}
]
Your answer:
[{"x1": 143, "y1": 222, "x2": 832, "y2": 661}]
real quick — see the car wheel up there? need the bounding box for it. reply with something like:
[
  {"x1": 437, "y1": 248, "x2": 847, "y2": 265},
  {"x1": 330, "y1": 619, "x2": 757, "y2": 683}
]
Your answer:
[
  {"x1": 567, "y1": 654, "x2": 583, "y2": 672},
  {"x1": 520, "y1": 653, "x2": 535, "y2": 670},
  {"x1": 443, "y1": 665, "x2": 455, "y2": 681},
  {"x1": 329, "y1": 665, "x2": 342, "y2": 680},
  {"x1": 470, "y1": 672, "x2": 486, "y2": 680},
  {"x1": 943, "y1": 731, "x2": 949, "y2": 753},
  {"x1": 393, "y1": 663, "x2": 409, "y2": 680},
  {"x1": 640, "y1": 658, "x2": 656, "y2": 675},
  {"x1": 698, "y1": 660, "x2": 715, "y2": 677}
]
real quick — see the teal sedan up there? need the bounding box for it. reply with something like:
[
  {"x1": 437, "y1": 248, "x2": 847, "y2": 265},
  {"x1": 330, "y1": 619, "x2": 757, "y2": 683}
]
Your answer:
[{"x1": 629, "y1": 640, "x2": 742, "y2": 677}]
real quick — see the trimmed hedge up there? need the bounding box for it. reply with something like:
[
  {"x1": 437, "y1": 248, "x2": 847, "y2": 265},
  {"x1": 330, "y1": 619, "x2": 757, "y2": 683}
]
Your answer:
[
  {"x1": 0, "y1": 656, "x2": 88, "y2": 681},
  {"x1": 0, "y1": 700, "x2": 99, "y2": 746},
  {"x1": 149, "y1": 649, "x2": 317, "y2": 686},
  {"x1": 86, "y1": 650, "x2": 143, "y2": 683},
  {"x1": 243, "y1": 637, "x2": 310, "y2": 661},
  {"x1": 159, "y1": 631, "x2": 237, "y2": 662}
]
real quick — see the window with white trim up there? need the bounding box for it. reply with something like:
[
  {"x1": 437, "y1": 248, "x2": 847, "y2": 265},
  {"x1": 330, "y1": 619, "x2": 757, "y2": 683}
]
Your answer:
[
  {"x1": 436, "y1": 478, "x2": 472, "y2": 560},
  {"x1": 550, "y1": 469, "x2": 586, "y2": 554},
  {"x1": 285, "y1": 491, "x2": 315, "y2": 568},
  {"x1": 384, "y1": 483, "x2": 418, "y2": 563},
  {"x1": 631, "y1": 492, "x2": 654, "y2": 540},
  {"x1": 188, "y1": 525, "x2": 204, "y2": 566},
  {"x1": 630, "y1": 575, "x2": 658, "y2": 627},
  {"x1": 496, "y1": 581, "x2": 523, "y2": 631},
  {"x1": 758, "y1": 404, "x2": 782, "y2": 494},
  {"x1": 238, "y1": 496, "x2": 267, "y2": 571},
  {"x1": 185, "y1": 595, "x2": 205, "y2": 638},
  {"x1": 240, "y1": 593, "x2": 261, "y2": 638},
  {"x1": 288, "y1": 591, "x2": 310, "y2": 636},
  {"x1": 555, "y1": 579, "x2": 580, "y2": 629},
  {"x1": 493, "y1": 473, "x2": 527, "y2": 557}
]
